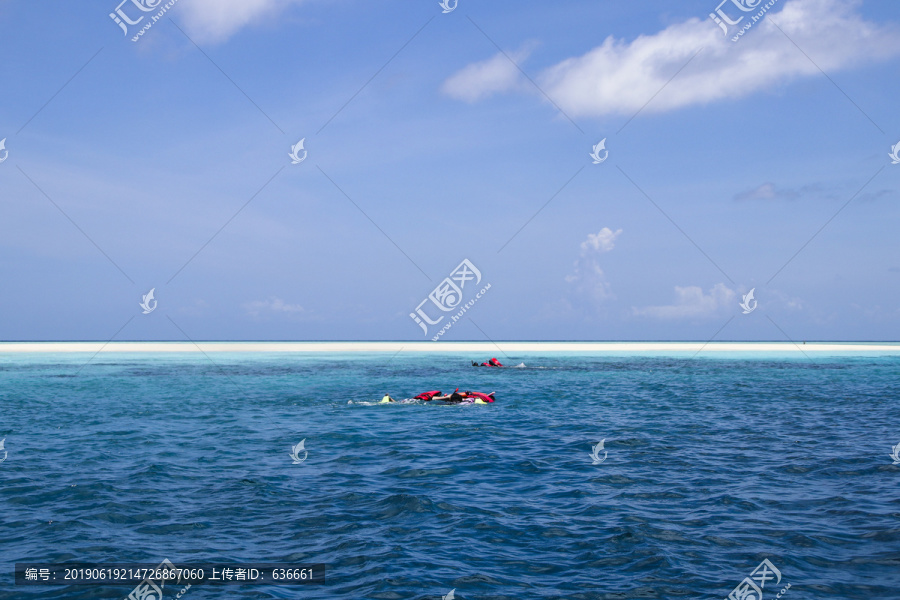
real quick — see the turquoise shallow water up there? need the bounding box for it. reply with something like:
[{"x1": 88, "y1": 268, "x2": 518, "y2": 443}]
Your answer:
[{"x1": 1, "y1": 351, "x2": 899, "y2": 599}]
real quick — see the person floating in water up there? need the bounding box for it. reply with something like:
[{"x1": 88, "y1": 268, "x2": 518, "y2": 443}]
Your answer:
[
  {"x1": 472, "y1": 358, "x2": 503, "y2": 367},
  {"x1": 462, "y1": 391, "x2": 495, "y2": 403},
  {"x1": 421, "y1": 389, "x2": 495, "y2": 403},
  {"x1": 380, "y1": 390, "x2": 496, "y2": 403}
]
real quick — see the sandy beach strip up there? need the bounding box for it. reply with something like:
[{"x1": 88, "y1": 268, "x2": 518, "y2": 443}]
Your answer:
[{"x1": 0, "y1": 342, "x2": 898, "y2": 353}]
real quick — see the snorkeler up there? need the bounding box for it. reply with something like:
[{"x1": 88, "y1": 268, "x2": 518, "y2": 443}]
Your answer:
[
  {"x1": 426, "y1": 389, "x2": 495, "y2": 403},
  {"x1": 427, "y1": 388, "x2": 459, "y2": 402},
  {"x1": 391, "y1": 390, "x2": 497, "y2": 403},
  {"x1": 473, "y1": 358, "x2": 503, "y2": 367},
  {"x1": 464, "y1": 391, "x2": 495, "y2": 403}
]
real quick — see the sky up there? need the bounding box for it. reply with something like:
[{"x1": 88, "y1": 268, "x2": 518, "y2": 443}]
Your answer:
[{"x1": 0, "y1": 0, "x2": 899, "y2": 342}]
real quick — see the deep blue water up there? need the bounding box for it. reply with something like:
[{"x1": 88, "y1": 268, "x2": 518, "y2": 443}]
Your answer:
[{"x1": 1, "y1": 351, "x2": 899, "y2": 599}]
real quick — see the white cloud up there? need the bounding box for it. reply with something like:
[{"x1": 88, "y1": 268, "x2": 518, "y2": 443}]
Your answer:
[
  {"x1": 177, "y1": 298, "x2": 210, "y2": 316},
  {"x1": 767, "y1": 289, "x2": 806, "y2": 310},
  {"x1": 566, "y1": 228, "x2": 623, "y2": 302},
  {"x1": 736, "y1": 182, "x2": 781, "y2": 201},
  {"x1": 734, "y1": 182, "x2": 829, "y2": 201},
  {"x1": 447, "y1": 0, "x2": 899, "y2": 116},
  {"x1": 179, "y1": 0, "x2": 305, "y2": 43},
  {"x1": 581, "y1": 227, "x2": 622, "y2": 253},
  {"x1": 632, "y1": 283, "x2": 736, "y2": 319},
  {"x1": 441, "y1": 47, "x2": 532, "y2": 102},
  {"x1": 244, "y1": 297, "x2": 304, "y2": 318}
]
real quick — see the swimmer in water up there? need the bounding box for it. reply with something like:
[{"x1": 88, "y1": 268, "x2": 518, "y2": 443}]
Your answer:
[
  {"x1": 430, "y1": 390, "x2": 495, "y2": 403},
  {"x1": 428, "y1": 388, "x2": 461, "y2": 402},
  {"x1": 473, "y1": 358, "x2": 503, "y2": 367}
]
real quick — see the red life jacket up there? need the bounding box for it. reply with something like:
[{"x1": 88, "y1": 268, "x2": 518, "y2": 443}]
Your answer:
[
  {"x1": 465, "y1": 391, "x2": 495, "y2": 403},
  {"x1": 413, "y1": 390, "x2": 442, "y2": 401},
  {"x1": 489, "y1": 358, "x2": 503, "y2": 367}
]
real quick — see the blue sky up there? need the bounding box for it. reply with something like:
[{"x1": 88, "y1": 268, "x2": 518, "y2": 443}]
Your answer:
[{"x1": 1, "y1": 0, "x2": 898, "y2": 341}]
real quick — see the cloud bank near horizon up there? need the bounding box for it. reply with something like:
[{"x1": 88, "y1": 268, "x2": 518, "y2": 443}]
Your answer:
[{"x1": 632, "y1": 283, "x2": 736, "y2": 319}]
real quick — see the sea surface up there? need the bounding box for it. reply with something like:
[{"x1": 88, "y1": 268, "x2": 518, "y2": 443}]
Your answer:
[{"x1": 1, "y1": 348, "x2": 899, "y2": 599}]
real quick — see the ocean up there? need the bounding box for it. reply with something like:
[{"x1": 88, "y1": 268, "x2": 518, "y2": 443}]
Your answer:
[{"x1": 1, "y1": 345, "x2": 899, "y2": 599}]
